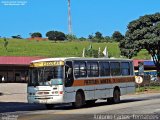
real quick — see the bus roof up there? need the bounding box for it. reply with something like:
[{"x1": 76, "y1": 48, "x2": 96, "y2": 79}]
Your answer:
[{"x1": 31, "y1": 57, "x2": 133, "y2": 63}]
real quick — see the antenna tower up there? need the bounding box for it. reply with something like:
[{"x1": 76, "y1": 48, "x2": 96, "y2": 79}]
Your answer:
[{"x1": 68, "y1": 0, "x2": 72, "y2": 34}]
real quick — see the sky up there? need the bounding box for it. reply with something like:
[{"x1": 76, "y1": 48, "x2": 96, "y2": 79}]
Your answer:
[{"x1": 0, "y1": 0, "x2": 160, "y2": 38}]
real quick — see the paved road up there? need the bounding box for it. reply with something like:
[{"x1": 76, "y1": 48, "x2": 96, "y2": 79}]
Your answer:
[{"x1": 0, "y1": 83, "x2": 160, "y2": 120}]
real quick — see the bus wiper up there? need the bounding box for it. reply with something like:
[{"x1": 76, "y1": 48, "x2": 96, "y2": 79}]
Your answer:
[
  {"x1": 34, "y1": 82, "x2": 38, "y2": 87},
  {"x1": 47, "y1": 81, "x2": 52, "y2": 87}
]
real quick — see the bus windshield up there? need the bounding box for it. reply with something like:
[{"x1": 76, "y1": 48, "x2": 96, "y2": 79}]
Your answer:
[{"x1": 28, "y1": 66, "x2": 63, "y2": 86}]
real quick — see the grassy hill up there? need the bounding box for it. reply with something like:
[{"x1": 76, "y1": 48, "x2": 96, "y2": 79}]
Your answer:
[{"x1": 0, "y1": 38, "x2": 150, "y2": 59}]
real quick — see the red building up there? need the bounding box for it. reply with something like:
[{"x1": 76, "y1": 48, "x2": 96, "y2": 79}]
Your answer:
[
  {"x1": 0, "y1": 56, "x2": 43, "y2": 82},
  {"x1": 27, "y1": 37, "x2": 48, "y2": 41}
]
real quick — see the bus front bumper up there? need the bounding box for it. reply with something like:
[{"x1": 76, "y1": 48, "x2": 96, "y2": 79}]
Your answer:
[{"x1": 27, "y1": 95, "x2": 64, "y2": 104}]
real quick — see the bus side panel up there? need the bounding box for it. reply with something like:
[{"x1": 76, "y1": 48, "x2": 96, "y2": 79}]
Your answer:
[
  {"x1": 111, "y1": 83, "x2": 127, "y2": 96},
  {"x1": 120, "y1": 83, "x2": 127, "y2": 95},
  {"x1": 64, "y1": 87, "x2": 76, "y2": 103},
  {"x1": 84, "y1": 86, "x2": 95, "y2": 100},
  {"x1": 127, "y1": 82, "x2": 136, "y2": 94},
  {"x1": 94, "y1": 84, "x2": 111, "y2": 99},
  {"x1": 65, "y1": 86, "x2": 95, "y2": 101}
]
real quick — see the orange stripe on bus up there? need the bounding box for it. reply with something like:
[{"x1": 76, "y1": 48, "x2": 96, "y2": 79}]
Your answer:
[{"x1": 72, "y1": 77, "x2": 135, "y2": 86}]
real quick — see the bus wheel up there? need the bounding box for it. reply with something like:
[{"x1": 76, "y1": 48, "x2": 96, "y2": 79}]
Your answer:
[
  {"x1": 113, "y1": 89, "x2": 120, "y2": 103},
  {"x1": 45, "y1": 104, "x2": 54, "y2": 110},
  {"x1": 73, "y1": 92, "x2": 85, "y2": 108}
]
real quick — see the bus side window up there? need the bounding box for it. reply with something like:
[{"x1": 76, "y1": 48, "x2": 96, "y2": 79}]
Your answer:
[
  {"x1": 110, "y1": 62, "x2": 121, "y2": 76},
  {"x1": 74, "y1": 61, "x2": 87, "y2": 78},
  {"x1": 99, "y1": 62, "x2": 110, "y2": 76},
  {"x1": 65, "y1": 61, "x2": 74, "y2": 87},
  {"x1": 74, "y1": 62, "x2": 79, "y2": 78},
  {"x1": 130, "y1": 62, "x2": 134, "y2": 75},
  {"x1": 79, "y1": 62, "x2": 87, "y2": 77},
  {"x1": 87, "y1": 62, "x2": 99, "y2": 77},
  {"x1": 121, "y1": 62, "x2": 130, "y2": 75}
]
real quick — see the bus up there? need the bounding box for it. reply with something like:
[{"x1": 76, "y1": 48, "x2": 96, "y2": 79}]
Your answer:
[{"x1": 27, "y1": 57, "x2": 135, "y2": 109}]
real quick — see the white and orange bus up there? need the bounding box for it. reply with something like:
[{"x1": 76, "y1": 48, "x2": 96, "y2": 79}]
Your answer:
[{"x1": 27, "y1": 57, "x2": 135, "y2": 109}]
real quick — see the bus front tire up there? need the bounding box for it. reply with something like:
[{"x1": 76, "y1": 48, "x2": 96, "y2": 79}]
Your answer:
[
  {"x1": 73, "y1": 92, "x2": 85, "y2": 108},
  {"x1": 45, "y1": 104, "x2": 54, "y2": 110}
]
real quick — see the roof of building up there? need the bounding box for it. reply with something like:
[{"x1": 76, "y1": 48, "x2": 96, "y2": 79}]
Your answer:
[
  {"x1": 133, "y1": 59, "x2": 144, "y2": 67},
  {"x1": 0, "y1": 56, "x2": 44, "y2": 65},
  {"x1": 133, "y1": 59, "x2": 155, "y2": 67},
  {"x1": 27, "y1": 37, "x2": 48, "y2": 41}
]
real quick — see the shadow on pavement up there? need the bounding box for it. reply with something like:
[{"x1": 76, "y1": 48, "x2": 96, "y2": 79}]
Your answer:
[
  {"x1": 52, "y1": 98, "x2": 146, "y2": 110},
  {"x1": 0, "y1": 102, "x2": 45, "y2": 113},
  {"x1": 0, "y1": 98, "x2": 146, "y2": 113}
]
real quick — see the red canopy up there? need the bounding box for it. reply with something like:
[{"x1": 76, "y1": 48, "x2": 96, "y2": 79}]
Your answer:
[{"x1": 0, "y1": 56, "x2": 44, "y2": 65}]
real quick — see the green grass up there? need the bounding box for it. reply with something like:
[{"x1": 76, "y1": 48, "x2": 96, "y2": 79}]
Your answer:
[
  {"x1": 0, "y1": 38, "x2": 150, "y2": 59},
  {"x1": 136, "y1": 86, "x2": 160, "y2": 93},
  {"x1": 0, "y1": 39, "x2": 120, "y2": 57}
]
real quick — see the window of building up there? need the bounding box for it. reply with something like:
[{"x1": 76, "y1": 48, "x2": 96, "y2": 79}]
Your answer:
[
  {"x1": 99, "y1": 62, "x2": 110, "y2": 76},
  {"x1": 110, "y1": 62, "x2": 120, "y2": 76},
  {"x1": 87, "y1": 62, "x2": 99, "y2": 77}
]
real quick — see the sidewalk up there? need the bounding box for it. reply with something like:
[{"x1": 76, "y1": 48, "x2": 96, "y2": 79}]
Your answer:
[{"x1": 0, "y1": 83, "x2": 27, "y2": 102}]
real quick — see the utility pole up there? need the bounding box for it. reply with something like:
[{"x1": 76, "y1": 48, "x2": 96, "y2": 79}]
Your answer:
[{"x1": 68, "y1": 0, "x2": 72, "y2": 34}]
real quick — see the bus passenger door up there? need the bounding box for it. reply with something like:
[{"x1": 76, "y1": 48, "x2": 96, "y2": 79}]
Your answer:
[{"x1": 64, "y1": 61, "x2": 75, "y2": 103}]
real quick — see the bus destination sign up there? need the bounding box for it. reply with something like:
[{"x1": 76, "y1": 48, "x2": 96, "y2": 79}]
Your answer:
[{"x1": 30, "y1": 61, "x2": 64, "y2": 67}]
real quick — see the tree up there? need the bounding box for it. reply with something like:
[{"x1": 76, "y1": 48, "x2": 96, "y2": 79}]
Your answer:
[
  {"x1": 88, "y1": 34, "x2": 94, "y2": 39},
  {"x1": 112, "y1": 31, "x2": 124, "y2": 42},
  {"x1": 88, "y1": 32, "x2": 104, "y2": 42},
  {"x1": 119, "y1": 13, "x2": 160, "y2": 77},
  {"x1": 31, "y1": 32, "x2": 42, "y2": 38},
  {"x1": 95, "y1": 31, "x2": 103, "y2": 39},
  {"x1": 79, "y1": 37, "x2": 86, "y2": 41},
  {"x1": 46, "y1": 30, "x2": 66, "y2": 42},
  {"x1": 12, "y1": 35, "x2": 22, "y2": 39},
  {"x1": 66, "y1": 34, "x2": 77, "y2": 41}
]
